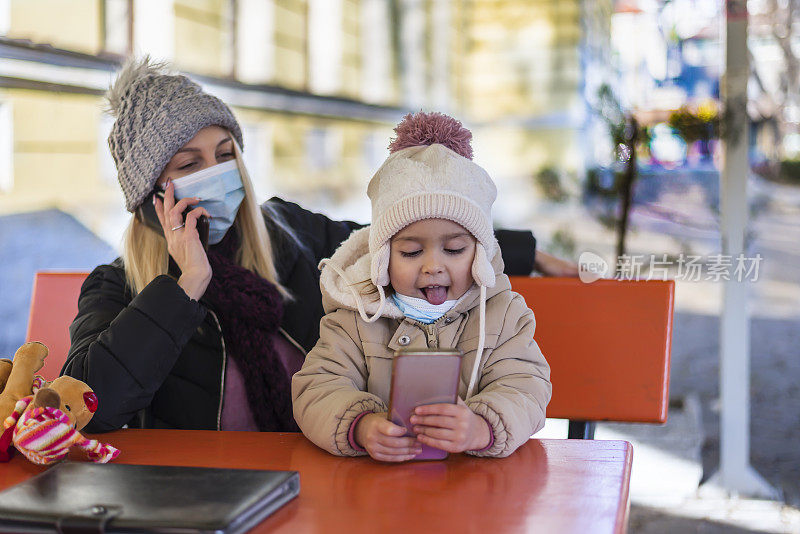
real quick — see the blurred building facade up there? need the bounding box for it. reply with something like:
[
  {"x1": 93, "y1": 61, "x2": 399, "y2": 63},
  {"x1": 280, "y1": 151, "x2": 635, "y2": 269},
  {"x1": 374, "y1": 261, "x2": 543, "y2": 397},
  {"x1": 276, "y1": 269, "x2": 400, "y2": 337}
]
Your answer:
[{"x1": 0, "y1": 0, "x2": 614, "y2": 242}]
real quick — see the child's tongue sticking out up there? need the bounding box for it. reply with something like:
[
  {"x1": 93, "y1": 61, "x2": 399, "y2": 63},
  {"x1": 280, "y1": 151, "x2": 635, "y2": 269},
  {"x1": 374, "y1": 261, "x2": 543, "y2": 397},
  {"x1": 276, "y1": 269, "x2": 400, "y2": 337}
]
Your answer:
[{"x1": 422, "y1": 286, "x2": 448, "y2": 305}]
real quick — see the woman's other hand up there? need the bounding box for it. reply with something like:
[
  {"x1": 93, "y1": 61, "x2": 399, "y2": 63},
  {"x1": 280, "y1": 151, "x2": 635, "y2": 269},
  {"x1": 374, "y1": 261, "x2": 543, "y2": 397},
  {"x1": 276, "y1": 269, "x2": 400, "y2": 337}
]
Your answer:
[
  {"x1": 154, "y1": 179, "x2": 212, "y2": 300},
  {"x1": 534, "y1": 250, "x2": 579, "y2": 277},
  {"x1": 354, "y1": 412, "x2": 422, "y2": 462}
]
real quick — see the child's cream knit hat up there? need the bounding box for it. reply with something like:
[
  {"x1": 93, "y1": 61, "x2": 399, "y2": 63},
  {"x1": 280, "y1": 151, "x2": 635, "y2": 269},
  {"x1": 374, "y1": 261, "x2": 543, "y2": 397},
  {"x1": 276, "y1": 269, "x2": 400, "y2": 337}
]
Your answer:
[{"x1": 367, "y1": 112, "x2": 497, "y2": 290}]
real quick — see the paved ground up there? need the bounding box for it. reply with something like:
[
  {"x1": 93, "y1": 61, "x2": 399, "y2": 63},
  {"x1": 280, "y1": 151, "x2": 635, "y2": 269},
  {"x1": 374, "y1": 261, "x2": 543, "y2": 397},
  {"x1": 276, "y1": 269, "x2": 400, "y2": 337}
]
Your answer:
[
  {"x1": 631, "y1": 173, "x2": 800, "y2": 509},
  {"x1": 530, "y1": 169, "x2": 800, "y2": 532}
]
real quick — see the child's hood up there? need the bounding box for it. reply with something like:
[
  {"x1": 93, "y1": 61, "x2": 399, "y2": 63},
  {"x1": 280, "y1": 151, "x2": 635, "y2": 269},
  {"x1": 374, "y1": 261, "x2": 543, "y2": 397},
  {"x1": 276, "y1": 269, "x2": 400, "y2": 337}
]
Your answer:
[{"x1": 318, "y1": 226, "x2": 511, "y2": 319}]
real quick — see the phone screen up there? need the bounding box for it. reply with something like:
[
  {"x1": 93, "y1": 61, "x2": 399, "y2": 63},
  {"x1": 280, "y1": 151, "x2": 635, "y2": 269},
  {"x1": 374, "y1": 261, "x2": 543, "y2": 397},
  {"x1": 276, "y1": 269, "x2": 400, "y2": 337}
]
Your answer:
[{"x1": 388, "y1": 349, "x2": 462, "y2": 460}]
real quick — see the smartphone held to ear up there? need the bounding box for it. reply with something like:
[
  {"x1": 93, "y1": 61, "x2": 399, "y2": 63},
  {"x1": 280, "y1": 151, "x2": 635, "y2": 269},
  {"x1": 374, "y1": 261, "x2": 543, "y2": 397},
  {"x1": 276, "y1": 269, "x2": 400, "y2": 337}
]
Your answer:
[
  {"x1": 388, "y1": 349, "x2": 462, "y2": 460},
  {"x1": 136, "y1": 188, "x2": 209, "y2": 251}
]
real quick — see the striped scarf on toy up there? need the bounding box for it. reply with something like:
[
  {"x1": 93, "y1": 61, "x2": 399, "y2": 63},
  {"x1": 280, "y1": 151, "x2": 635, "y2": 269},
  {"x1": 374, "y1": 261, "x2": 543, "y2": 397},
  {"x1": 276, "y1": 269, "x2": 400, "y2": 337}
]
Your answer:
[{"x1": 3, "y1": 396, "x2": 119, "y2": 465}]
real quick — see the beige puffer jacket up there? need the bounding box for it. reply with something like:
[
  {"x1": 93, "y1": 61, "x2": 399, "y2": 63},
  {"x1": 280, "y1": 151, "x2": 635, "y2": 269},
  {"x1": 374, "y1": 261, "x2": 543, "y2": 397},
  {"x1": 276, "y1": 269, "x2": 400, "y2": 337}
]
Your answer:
[{"x1": 291, "y1": 227, "x2": 551, "y2": 458}]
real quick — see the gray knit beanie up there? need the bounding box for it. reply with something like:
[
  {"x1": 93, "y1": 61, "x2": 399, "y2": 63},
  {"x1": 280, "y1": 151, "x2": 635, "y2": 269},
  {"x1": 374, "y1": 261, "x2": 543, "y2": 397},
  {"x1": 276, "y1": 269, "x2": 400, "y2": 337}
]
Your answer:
[{"x1": 106, "y1": 56, "x2": 244, "y2": 212}]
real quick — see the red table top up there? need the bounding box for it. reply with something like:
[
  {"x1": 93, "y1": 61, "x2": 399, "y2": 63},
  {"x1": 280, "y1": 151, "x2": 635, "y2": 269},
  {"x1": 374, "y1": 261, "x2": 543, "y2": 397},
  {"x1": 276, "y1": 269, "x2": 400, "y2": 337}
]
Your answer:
[{"x1": 0, "y1": 430, "x2": 632, "y2": 533}]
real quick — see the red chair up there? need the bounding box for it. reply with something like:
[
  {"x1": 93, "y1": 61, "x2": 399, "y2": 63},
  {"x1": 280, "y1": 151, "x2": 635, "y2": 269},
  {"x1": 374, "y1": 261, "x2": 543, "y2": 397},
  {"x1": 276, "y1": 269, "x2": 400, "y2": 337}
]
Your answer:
[
  {"x1": 25, "y1": 272, "x2": 90, "y2": 381},
  {"x1": 24, "y1": 271, "x2": 674, "y2": 438},
  {"x1": 509, "y1": 276, "x2": 675, "y2": 439}
]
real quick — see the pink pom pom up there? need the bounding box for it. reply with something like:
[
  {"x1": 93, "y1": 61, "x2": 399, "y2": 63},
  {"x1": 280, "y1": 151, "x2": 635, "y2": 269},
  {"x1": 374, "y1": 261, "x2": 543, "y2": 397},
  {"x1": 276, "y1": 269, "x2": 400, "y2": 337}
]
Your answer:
[{"x1": 388, "y1": 112, "x2": 473, "y2": 160}]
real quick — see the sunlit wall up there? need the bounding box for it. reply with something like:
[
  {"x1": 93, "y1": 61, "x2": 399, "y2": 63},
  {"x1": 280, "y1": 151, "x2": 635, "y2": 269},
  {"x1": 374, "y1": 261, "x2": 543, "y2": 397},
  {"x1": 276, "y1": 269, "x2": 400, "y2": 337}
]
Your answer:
[{"x1": 0, "y1": 0, "x2": 613, "y2": 244}]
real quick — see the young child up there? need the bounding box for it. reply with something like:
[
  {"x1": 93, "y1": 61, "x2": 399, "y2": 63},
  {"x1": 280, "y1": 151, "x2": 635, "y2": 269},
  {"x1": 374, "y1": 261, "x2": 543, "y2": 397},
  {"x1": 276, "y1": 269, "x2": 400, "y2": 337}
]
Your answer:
[{"x1": 292, "y1": 112, "x2": 551, "y2": 460}]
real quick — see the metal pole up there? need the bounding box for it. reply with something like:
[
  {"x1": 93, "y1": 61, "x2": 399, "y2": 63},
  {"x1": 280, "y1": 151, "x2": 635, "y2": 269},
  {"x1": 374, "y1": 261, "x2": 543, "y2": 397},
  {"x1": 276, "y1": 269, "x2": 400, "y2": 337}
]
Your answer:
[{"x1": 709, "y1": 0, "x2": 778, "y2": 498}]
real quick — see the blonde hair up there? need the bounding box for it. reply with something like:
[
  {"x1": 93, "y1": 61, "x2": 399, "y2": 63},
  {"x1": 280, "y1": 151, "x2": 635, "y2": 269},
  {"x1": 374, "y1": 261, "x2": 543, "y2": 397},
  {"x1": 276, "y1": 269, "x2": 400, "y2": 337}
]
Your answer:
[{"x1": 122, "y1": 136, "x2": 290, "y2": 299}]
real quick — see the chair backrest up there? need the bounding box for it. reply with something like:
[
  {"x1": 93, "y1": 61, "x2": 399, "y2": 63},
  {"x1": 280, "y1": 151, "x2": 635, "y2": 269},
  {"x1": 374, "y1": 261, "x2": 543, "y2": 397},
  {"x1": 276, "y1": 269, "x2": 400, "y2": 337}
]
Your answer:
[
  {"x1": 23, "y1": 271, "x2": 674, "y2": 419},
  {"x1": 509, "y1": 276, "x2": 674, "y2": 424},
  {"x1": 25, "y1": 272, "x2": 90, "y2": 381}
]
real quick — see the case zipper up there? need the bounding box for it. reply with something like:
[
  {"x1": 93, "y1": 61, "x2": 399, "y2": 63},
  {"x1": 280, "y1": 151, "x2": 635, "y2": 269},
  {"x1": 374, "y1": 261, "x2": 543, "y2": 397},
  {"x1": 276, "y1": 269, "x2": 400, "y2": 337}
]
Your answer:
[{"x1": 208, "y1": 310, "x2": 227, "y2": 431}]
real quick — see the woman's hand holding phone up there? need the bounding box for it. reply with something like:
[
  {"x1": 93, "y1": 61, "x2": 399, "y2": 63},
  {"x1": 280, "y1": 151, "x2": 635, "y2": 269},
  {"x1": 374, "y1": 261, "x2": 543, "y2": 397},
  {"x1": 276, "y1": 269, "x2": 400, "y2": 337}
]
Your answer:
[
  {"x1": 354, "y1": 412, "x2": 422, "y2": 462},
  {"x1": 153, "y1": 179, "x2": 213, "y2": 301},
  {"x1": 410, "y1": 398, "x2": 492, "y2": 453}
]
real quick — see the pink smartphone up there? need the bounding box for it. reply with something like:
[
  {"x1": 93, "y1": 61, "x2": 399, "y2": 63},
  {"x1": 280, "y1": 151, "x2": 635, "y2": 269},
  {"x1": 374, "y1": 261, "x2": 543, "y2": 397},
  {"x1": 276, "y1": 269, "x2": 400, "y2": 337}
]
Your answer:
[{"x1": 387, "y1": 349, "x2": 462, "y2": 460}]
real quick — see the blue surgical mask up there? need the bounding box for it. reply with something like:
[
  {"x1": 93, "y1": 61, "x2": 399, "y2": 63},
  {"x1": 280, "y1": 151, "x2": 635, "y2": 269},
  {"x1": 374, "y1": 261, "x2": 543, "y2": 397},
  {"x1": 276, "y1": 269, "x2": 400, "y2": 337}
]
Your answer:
[
  {"x1": 171, "y1": 160, "x2": 245, "y2": 244},
  {"x1": 391, "y1": 293, "x2": 457, "y2": 324}
]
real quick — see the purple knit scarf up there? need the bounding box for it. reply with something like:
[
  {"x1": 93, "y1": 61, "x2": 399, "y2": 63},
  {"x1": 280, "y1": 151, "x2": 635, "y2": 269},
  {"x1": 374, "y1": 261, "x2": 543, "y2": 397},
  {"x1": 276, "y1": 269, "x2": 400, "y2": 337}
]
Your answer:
[{"x1": 203, "y1": 231, "x2": 299, "y2": 432}]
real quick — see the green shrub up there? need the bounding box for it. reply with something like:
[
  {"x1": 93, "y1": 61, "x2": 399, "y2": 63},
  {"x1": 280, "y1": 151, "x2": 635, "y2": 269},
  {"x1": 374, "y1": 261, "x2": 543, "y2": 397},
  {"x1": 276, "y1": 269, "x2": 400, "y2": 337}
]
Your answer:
[
  {"x1": 549, "y1": 227, "x2": 576, "y2": 259},
  {"x1": 534, "y1": 166, "x2": 568, "y2": 203},
  {"x1": 668, "y1": 102, "x2": 720, "y2": 144},
  {"x1": 780, "y1": 160, "x2": 800, "y2": 185},
  {"x1": 585, "y1": 167, "x2": 624, "y2": 198}
]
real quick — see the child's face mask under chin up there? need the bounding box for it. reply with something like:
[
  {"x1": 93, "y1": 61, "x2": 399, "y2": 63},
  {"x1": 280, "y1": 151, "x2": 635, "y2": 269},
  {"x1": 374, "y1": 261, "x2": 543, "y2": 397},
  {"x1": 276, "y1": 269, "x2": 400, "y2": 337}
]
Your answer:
[
  {"x1": 388, "y1": 218, "x2": 477, "y2": 305},
  {"x1": 171, "y1": 160, "x2": 245, "y2": 244}
]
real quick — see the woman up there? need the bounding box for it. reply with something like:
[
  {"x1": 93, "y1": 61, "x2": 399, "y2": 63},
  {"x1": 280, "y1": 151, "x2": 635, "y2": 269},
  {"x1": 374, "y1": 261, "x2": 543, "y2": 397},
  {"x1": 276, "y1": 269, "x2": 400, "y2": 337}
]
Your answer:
[{"x1": 63, "y1": 57, "x2": 567, "y2": 433}]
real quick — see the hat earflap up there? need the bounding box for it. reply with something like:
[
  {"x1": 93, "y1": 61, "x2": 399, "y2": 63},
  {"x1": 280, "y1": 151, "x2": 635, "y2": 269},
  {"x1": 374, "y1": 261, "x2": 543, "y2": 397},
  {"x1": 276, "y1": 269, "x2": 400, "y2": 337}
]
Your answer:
[
  {"x1": 370, "y1": 242, "x2": 391, "y2": 287},
  {"x1": 471, "y1": 243, "x2": 496, "y2": 288}
]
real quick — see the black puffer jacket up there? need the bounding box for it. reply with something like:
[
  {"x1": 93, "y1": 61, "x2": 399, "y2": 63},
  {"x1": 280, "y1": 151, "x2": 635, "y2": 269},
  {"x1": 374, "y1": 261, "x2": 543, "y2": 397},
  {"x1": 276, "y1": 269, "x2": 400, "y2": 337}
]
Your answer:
[{"x1": 63, "y1": 198, "x2": 536, "y2": 432}]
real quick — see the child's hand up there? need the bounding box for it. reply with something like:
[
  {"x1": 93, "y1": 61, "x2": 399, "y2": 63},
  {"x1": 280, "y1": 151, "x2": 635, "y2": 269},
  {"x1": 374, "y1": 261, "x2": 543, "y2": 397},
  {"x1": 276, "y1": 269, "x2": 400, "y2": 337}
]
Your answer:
[
  {"x1": 410, "y1": 398, "x2": 492, "y2": 453},
  {"x1": 354, "y1": 412, "x2": 422, "y2": 462}
]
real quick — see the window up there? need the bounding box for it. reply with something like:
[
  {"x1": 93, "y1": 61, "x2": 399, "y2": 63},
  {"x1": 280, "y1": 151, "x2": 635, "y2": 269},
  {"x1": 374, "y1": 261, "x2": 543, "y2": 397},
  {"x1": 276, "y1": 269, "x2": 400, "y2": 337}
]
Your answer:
[
  {"x1": 363, "y1": 130, "x2": 387, "y2": 175},
  {"x1": 429, "y1": 0, "x2": 451, "y2": 109},
  {"x1": 399, "y1": 0, "x2": 426, "y2": 107},
  {"x1": 103, "y1": 0, "x2": 131, "y2": 55},
  {"x1": 241, "y1": 123, "x2": 273, "y2": 202},
  {"x1": 133, "y1": 0, "x2": 174, "y2": 61},
  {"x1": 308, "y1": 0, "x2": 343, "y2": 95},
  {"x1": 360, "y1": 0, "x2": 392, "y2": 103},
  {"x1": 306, "y1": 127, "x2": 341, "y2": 172},
  {"x1": 0, "y1": 0, "x2": 10, "y2": 36},
  {"x1": 236, "y1": 0, "x2": 275, "y2": 84}
]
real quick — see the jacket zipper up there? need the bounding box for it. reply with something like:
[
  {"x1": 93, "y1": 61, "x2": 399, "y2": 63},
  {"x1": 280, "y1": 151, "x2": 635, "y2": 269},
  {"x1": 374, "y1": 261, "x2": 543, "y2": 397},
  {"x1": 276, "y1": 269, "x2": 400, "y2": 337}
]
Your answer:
[
  {"x1": 279, "y1": 327, "x2": 307, "y2": 356},
  {"x1": 208, "y1": 310, "x2": 227, "y2": 431},
  {"x1": 210, "y1": 319, "x2": 303, "y2": 431},
  {"x1": 424, "y1": 322, "x2": 439, "y2": 348},
  {"x1": 410, "y1": 315, "x2": 451, "y2": 348}
]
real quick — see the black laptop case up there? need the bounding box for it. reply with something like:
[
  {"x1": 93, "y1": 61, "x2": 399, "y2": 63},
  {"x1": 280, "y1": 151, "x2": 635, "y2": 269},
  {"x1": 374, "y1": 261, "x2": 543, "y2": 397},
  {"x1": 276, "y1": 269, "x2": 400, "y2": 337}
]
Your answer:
[{"x1": 0, "y1": 462, "x2": 300, "y2": 533}]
